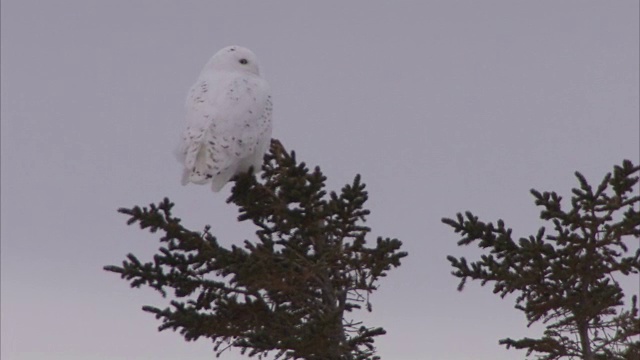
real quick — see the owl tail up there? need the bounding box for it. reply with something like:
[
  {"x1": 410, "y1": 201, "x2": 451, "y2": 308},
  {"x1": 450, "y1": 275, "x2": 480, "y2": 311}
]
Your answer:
[{"x1": 210, "y1": 170, "x2": 233, "y2": 192}]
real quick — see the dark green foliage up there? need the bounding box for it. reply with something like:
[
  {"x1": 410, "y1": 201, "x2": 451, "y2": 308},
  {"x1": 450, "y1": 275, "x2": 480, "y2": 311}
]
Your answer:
[
  {"x1": 105, "y1": 140, "x2": 406, "y2": 360},
  {"x1": 443, "y1": 160, "x2": 640, "y2": 360}
]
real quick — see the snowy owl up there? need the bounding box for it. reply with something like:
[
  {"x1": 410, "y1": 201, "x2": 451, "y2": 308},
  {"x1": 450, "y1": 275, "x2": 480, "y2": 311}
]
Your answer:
[{"x1": 178, "y1": 45, "x2": 273, "y2": 192}]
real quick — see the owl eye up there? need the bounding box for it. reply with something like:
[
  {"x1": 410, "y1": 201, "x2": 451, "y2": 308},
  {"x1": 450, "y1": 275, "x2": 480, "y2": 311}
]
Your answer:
[{"x1": 239, "y1": 58, "x2": 248, "y2": 65}]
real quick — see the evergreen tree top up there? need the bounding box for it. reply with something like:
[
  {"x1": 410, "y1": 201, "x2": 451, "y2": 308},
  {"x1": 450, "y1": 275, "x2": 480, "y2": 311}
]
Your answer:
[
  {"x1": 443, "y1": 160, "x2": 640, "y2": 360},
  {"x1": 105, "y1": 139, "x2": 407, "y2": 360}
]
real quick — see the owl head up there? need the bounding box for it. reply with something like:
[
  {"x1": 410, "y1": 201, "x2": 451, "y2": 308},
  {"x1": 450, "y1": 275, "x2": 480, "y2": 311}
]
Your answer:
[{"x1": 206, "y1": 45, "x2": 261, "y2": 76}]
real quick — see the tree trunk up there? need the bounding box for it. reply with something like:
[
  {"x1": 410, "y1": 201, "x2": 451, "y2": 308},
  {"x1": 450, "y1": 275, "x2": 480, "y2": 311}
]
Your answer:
[{"x1": 578, "y1": 320, "x2": 593, "y2": 360}]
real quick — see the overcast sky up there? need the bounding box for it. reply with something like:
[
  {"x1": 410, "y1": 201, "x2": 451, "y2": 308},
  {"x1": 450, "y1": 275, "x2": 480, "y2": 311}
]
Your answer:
[{"x1": 2, "y1": 1, "x2": 639, "y2": 360}]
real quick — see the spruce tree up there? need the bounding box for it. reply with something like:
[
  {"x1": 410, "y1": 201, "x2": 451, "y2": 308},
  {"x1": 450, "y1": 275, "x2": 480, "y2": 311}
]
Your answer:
[
  {"x1": 105, "y1": 140, "x2": 407, "y2": 360},
  {"x1": 443, "y1": 160, "x2": 640, "y2": 360}
]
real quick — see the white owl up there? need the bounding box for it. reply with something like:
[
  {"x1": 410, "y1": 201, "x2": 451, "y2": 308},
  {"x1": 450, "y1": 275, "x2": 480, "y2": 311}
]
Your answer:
[{"x1": 178, "y1": 45, "x2": 273, "y2": 192}]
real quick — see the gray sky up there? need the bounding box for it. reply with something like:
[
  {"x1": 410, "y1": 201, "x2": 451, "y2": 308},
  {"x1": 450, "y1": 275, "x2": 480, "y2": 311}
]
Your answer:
[{"x1": 1, "y1": 1, "x2": 638, "y2": 360}]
